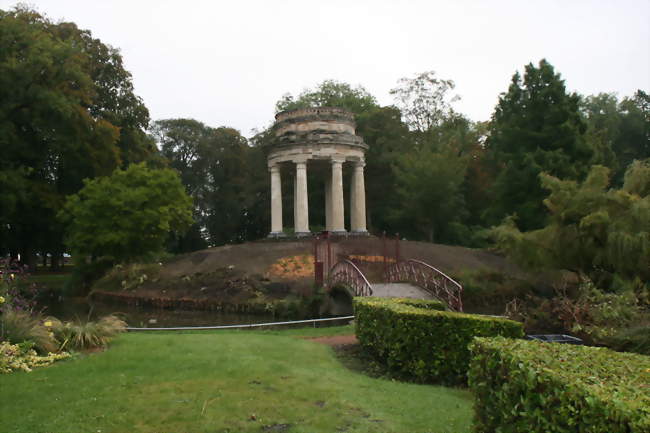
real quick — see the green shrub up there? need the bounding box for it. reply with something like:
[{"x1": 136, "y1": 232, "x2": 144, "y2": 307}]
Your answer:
[
  {"x1": 507, "y1": 282, "x2": 649, "y2": 348},
  {"x1": 605, "y1": 325, "x2": 650, "y2": 355},
  {"x1": 48, "y1": 315, "x2": 127, "y2": 350},
  {"x1": 0, "y1": 310, "x2": 58, "y2": 353},
  {"x1": 353, "y1": 297, "x2": 523, "y2": 385},
  {"x1": 390, "y1": 297, "x2": 449, "y2": 310},
  {"x1": 452, "y1": 268, "x2": 540, "y2": 311},
  {"x1": 0, "y1": 341, "x2": 71, "y2": 373},
  {"x1": 469, "y1": 337, "x2": 650, "y2": 433}
]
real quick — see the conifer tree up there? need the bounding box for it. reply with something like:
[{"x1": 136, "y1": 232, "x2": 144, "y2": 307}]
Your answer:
[{"x1": 485, "y1": 59, "x2": 593, "y2": 231}]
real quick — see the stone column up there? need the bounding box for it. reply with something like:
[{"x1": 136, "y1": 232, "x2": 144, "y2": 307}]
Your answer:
[
  {"x1": 324, "y1": 177, "x2": 332, "y2": 231},
  {"x1": 293, "y1": 171, "x2": 297, "y2": 232},
  {"x1": 294, "y1": 161, "x2": 310, "y2": 235},
  {"x1": 330, "y1": 158, "x2": 346, "y2": 233},
  {"x1": 268, "y1": 164, "x2": 284, "y2": 237},
  {"x1": 350, "y1": 161, "x2": 368, "y2": 233}
]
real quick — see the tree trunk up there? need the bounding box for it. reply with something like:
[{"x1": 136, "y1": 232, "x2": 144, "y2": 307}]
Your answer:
[
  {"x1": 50, "y1": 251, "x2": 62, "y2": 271},
  {"x1": 427, "y1": 227, "x2": 435, "y2": 243},
  {"x1": 20, "y1": 247, "x2": 37, "y2": 273}
]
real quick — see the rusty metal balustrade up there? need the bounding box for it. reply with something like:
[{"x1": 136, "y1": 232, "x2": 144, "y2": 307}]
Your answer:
[
  {"x1": 385, "y1": 259, "x2": 463, "y2": 312},
  {"x1": 327, "y1": 259, "x2": 373, "y2": 297}
]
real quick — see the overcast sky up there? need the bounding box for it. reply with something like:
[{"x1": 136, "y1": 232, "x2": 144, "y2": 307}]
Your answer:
[{"x1": 3, "y1": 0, "x2": 649, "y2": 137}]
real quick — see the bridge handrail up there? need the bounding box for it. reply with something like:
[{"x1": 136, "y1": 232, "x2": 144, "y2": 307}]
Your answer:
[
  {"x1": 385, "y1": 259, "x2": 463, "y2": 311},
  {"x1": 328, "y1": 259, "x2": 373, "y2": 297}
]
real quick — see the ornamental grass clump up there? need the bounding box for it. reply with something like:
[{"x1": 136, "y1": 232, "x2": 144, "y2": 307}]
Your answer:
[
  {"x1": 469, "y1": 337, "x2": 650, "y2": 433},
  {"x1": 48, "y1": 314, "x2": 127, "y2": 350}
]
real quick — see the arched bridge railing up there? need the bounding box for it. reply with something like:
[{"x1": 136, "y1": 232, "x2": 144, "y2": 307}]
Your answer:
[
  {"x1": 327, "y1": 259, "x2": 373, "y2": 297},
  {"x1": 385, "y1": 259, "x2": 463, "y2": 312}
]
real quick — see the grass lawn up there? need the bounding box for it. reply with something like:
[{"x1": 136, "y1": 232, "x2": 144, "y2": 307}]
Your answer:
[
  {"x1": 0, "y1": 326, "x2": 473, "y2": 433},
  {"x1": 25, "y1": 273, "x2": 69, "y2": 289}
]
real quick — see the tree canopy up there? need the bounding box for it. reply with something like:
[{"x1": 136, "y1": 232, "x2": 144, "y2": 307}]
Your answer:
[
  {"x1": 2, "y1": 3, "x2": 647, "y2": 273},
  {"x1": 484, "y1": 59, "x2": 593, "y2": 231},
  {"x1": 0, "y1": 6, "x2": 155, "y2": 268},
  {"x1": 275, "y1": 80, "x2": 378, "y2": 115},
  {"x1": 59, "y1": 163, "x2": 193, "y2": 263},
  {"x1": 582, "y1": 91, "x2": 650, "y2": 186},
  {"x1": 390, "y1": 70, "x2": 460, "y2": 134},
  {"x1": 152, "y1": 119, "x2": 268, "y2": 248},
  {"x1": 490, "y1": 160, "x2": 650, "y2": 289}
]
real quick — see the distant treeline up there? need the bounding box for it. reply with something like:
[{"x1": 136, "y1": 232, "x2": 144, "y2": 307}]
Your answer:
[{"x1": 1, "y1": 6, "x2": 648, "y2": 272}]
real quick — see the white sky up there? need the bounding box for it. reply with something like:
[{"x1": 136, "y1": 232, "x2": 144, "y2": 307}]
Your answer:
[{"x1": 3, "y1": 0, "x2": 649, "y2": 137}]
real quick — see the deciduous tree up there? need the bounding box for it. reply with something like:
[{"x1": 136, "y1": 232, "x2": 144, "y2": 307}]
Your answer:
[
  {"x1": 389, "y1": 70, "x2": 460, "y2": 134},
  {"x1": 152, "y1": 119, "x2": 267, "y2": 247},
  {"x1": 0, "y1": 6, "x2": 156, "y2": 268},
  {"x1": 59, "y1": 163, "x2": 193, "y2": 263}
]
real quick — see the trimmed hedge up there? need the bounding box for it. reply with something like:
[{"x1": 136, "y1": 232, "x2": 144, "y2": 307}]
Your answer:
[
  {"x1": 469, "y1": 337, "x2": 650, "y2": 433},
  {"x1": 353, "y1": 297, "x2": 524, "y2": 385}
]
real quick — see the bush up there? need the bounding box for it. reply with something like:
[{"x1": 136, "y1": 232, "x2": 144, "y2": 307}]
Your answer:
[
  {"x1": 505, "y1": 282, "x2": 649, "y2": 349},
  {"x1": 353, "y1": 297, "x2": 524, "y2": 385},
  {"x1": 452, "y1": 268, "x2": 540, "y2": 311},
  {"x1": 0, "y1": 310, "x2": 58, "y2": 353},
  {"x1": 469, "y1": 337, "x2": 650, "y2": 433},
  {"x1": 0, "y1": 341, "x2": 71, "y2": 373},
  {"x1": 605, "y1": 325, "x2": 650, "y2": 355},
  {"x1": 47, "y1": 315, "x2": 127, "y2": 350},
  {"x1": 0, "y1": 258, "x2": 38, "y2": 312}
]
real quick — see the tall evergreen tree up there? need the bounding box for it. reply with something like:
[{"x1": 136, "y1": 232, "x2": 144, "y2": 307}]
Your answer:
[{"x1": 485, "y1": 59, "x2": 592, "y2": 231}]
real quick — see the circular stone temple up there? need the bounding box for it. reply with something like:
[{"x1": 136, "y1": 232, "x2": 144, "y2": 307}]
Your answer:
[{"x1": 268, "y1": 107, "x2": 368, "y2": 237}]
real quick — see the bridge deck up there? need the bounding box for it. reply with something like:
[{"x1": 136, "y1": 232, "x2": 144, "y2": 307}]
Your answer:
[{"x1": 370, "y1": 283, "x2": 433, "y2": 300}]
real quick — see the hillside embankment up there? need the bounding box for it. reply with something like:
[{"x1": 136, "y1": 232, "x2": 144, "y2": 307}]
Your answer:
[{"x1": 90, "y1": 237, "x2": 546, "y2": 314}]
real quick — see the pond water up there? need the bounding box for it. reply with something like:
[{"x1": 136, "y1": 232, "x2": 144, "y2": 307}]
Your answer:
[{"x1": 38, "y1": 297, "x2": 331, "y2": 329}]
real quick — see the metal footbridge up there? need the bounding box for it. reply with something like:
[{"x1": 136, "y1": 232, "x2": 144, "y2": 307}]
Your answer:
[{"x1": 327, "y1": 258, "x2": 463, "y2": 312}]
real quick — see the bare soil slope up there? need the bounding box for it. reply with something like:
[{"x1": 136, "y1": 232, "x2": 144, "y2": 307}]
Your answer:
[{"x1": 161, "y1": 240, "x2": 314, "y2": 280}]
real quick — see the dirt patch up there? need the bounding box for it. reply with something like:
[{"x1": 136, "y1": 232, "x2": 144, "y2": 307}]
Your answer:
[{"x1": 161, "y1": 241, "x2": 314, "y2": 281}]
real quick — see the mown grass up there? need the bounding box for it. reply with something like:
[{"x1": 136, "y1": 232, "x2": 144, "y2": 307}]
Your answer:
[
  {"x1": 0, "y1": 326, "x2": 473, "y2": 433},
  {"x1": 21, "y1": 272, "x2": 69, "y2": 292}
]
